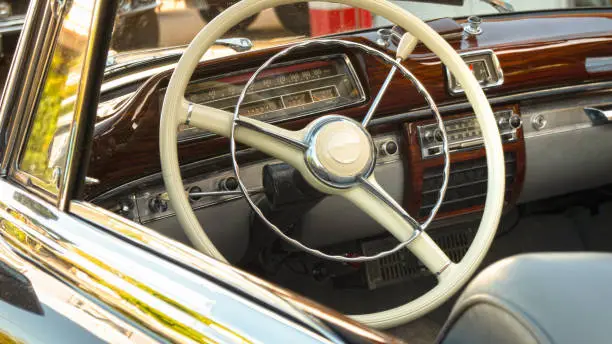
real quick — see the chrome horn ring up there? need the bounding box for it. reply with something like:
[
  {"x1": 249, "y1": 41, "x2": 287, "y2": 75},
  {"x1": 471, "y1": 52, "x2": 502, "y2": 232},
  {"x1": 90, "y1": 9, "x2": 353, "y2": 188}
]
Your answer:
[{"x1": 229, "y1": 39, "x2": 450, "y2": 263}]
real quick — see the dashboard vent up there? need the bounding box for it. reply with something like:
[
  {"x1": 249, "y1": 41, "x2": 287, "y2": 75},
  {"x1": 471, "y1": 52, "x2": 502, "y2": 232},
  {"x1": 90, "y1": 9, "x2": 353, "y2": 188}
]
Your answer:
[{"x1": 418, "y1": 152, "x2": 516, "y2": 218}]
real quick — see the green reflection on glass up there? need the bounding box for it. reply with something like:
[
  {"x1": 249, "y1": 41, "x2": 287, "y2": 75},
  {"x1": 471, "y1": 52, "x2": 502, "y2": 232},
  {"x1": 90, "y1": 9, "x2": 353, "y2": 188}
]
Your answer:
[{"x1": 19, "y1": 2, "x2": 93, "y2": 194}]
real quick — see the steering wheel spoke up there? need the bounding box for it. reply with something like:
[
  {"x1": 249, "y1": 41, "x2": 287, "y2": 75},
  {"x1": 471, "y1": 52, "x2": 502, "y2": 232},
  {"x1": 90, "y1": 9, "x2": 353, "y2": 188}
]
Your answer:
[
  {"x1": 343, "y1": 175, "x2": 452, "y2": 276},
  {"x1": 184, "y1": 100, "x2": 308, "y2": 160}
]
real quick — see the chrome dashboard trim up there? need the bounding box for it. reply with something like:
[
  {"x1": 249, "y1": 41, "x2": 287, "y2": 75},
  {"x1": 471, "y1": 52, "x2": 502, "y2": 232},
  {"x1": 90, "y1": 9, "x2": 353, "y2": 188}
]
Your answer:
[
  {"x1": 523, "y1": 122, "x2": 592, "y2": 138},
  {"x1": 586, "y1": 57, "x2": 612, "y2": 74},
  {"x1": 369, "y1": 82, "x2": 612, "y2": 126}
]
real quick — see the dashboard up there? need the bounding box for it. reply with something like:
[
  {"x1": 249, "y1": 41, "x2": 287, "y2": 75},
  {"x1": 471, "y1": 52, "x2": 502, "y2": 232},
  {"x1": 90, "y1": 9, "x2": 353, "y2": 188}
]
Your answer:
[{"x1": 89, "y1": 11, "x2": 612, "y2": 261}]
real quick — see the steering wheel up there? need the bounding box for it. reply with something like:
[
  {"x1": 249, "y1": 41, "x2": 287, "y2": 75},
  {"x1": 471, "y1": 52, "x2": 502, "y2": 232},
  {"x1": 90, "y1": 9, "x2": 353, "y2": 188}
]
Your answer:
[{"x1": 160, "y1": 0, "x2": 505, "y2": 329}]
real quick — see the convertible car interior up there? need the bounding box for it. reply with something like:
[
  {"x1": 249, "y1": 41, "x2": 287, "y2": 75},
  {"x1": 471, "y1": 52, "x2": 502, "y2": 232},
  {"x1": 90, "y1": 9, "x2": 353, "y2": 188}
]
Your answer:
[
  {"x1": 3, "y1": 0, "x2": 612, "y2": 342},
  {"x1": 86, "y1": 2, "x2": 612, "y2": 340}
]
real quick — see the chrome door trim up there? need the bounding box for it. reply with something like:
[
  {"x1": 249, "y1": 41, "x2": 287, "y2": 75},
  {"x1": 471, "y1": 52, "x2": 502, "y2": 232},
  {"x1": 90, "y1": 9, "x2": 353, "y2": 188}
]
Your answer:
[
  {"x1": 1, "y1": 0, "x2": 69, "y2": 204},
  {"x1": 0, "y1": 178, "x2": 347, "y2": 343},
  {"x1": 69, "y1": 200, "x2": 395, "y2": 343},
  {"x1": 0, "y1": 232, "x2": 155, "y2": 343},
  {"x1": 0, "y1": 0, "x2": 43, "y2": 175}
]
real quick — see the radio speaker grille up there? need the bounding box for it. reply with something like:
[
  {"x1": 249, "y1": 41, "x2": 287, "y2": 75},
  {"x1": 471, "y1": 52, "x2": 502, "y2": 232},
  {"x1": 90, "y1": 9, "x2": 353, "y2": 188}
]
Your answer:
[{"x1": 418, "y1": 152, "x2": 516, "y2": 217}]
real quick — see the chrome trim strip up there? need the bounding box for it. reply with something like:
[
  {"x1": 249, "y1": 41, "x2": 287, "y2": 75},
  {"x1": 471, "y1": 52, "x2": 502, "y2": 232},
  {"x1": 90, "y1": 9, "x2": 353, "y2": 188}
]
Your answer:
[
  {"x1": 586, "y1": 57, "x2": 612, "y2": 74},
  {"x1": 0, "y1": 0, "x2": 44, "y2": 174},
  {"x1": 358, "y1": 176, "x2": 422, "y2": 231},
  {"x1": 523, "y1": 122, "x2": 592, "y2": 138},
  {"x1": 370, "y1": 82, "x2": 612, "y2": 126},
  {"x1": 188, "y1": 187, "x2": 265, "y2": 198}
]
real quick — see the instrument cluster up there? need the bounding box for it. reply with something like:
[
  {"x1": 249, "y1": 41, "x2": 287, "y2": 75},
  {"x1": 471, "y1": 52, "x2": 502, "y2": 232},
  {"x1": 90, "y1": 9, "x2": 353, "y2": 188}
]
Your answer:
[{"x1": 173, "y1": 54, "x2": 366, "y2": 142}]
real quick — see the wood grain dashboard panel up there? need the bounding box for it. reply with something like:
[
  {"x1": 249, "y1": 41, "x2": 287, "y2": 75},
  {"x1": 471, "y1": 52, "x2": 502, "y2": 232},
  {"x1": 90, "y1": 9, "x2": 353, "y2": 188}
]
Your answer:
[{"x1": 85, "y1": 10, "x2": 612, "y2": 222}]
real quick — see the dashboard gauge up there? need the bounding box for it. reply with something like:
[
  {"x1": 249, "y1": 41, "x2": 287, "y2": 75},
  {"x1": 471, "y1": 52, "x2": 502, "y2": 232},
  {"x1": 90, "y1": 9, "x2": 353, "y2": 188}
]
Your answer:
[
  {"x1": 445, "y1": 50, "x2": 504, "y2": 95},
  {"x1": 173, "y1": 54, "x2": 365, "y2": 142}
]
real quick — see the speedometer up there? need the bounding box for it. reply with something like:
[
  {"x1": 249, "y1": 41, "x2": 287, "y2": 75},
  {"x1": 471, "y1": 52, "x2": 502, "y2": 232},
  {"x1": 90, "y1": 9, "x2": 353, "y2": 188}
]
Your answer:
[{"x1": 175, "y1": 54, "x2": 365, "y2": 142}]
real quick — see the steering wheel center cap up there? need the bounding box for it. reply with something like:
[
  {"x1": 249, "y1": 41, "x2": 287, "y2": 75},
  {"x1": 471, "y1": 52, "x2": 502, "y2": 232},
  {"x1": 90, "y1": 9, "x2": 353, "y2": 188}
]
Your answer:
[
  {"x1": 305, "y1": 116, "x2": 375, "y2": 188},
  {"x1": 325, "y1": 125, "x2": 364, "y2": 164}
]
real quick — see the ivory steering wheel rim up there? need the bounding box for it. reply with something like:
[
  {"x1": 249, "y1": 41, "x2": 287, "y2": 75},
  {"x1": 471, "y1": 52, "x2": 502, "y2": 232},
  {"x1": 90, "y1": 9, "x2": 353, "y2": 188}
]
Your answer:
[{"x1": 160, "y1": 0, "x2": 506, "y2": 329}]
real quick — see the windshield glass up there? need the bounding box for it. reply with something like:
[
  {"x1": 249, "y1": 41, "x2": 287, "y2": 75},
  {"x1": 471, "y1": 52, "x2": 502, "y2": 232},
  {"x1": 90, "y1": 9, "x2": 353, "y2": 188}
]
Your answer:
[{"x1": 108, "y1": 0, "x2": 611, "y2": 63}]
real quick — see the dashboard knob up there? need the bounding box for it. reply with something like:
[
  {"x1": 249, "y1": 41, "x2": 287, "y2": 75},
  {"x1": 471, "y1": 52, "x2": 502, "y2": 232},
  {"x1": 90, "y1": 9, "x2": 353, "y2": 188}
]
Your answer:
[
  {"x1": 116, "y1": 200, "x2": 134, "y2": 218},
  {"x1": 509, "y1": 114, "x2": 522, "y2": 129},
  {"x1": 433, "y1": 128, "x2": 444, "y2": 142},
  {"x1": 381, "y1": 141, "x2": 398, "y2": 155},
  {"x1": 497, "y1": 116, "x2": 508, "y2": 127},
  {"x1": 149, "y1": 196, "x2": 168, "y2": 213},
  {"x1": 220, "y1": 176, "x2": 239, "y2": 191},
  {"x1": 531, "y1": 114, "x2": 546, "y2": 131}
]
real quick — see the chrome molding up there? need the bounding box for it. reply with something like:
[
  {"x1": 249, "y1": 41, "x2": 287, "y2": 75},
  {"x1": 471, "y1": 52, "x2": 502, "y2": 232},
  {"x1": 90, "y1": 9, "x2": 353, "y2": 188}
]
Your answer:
[
  {"x1": 358, "y1": 176, "x2": 422, "y2": 231},
  {"x1": 586, "y1": 57, "x2": 612, "y2": 73},
  {"x1": 0, "y1": 0, "x2": 44, "y2": 174},
  {"x1": 370, "y1": 82, "x2": 612, "y2": 126},
  {"x1": 4, "y1": 0, "x2": 67, "y2": 203}
]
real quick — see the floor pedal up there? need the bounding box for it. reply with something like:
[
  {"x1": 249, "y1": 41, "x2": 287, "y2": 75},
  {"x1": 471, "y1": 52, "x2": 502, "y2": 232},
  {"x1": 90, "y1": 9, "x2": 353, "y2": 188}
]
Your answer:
[{"x1": 362, "y1": 227, "x2": 476, "y2": 290}]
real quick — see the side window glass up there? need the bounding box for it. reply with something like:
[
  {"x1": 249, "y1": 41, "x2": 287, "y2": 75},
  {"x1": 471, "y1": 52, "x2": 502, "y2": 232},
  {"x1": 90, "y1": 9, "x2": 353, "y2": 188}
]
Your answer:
[{"x1": 18, "y1": 1, "x2": 94, "y2": 195}]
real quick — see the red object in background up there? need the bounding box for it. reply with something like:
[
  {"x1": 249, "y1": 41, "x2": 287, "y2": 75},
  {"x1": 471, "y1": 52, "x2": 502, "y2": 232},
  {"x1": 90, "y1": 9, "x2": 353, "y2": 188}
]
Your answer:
[{"x1": 308, "y1": 2, "x2": 373, "y2": 37}]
